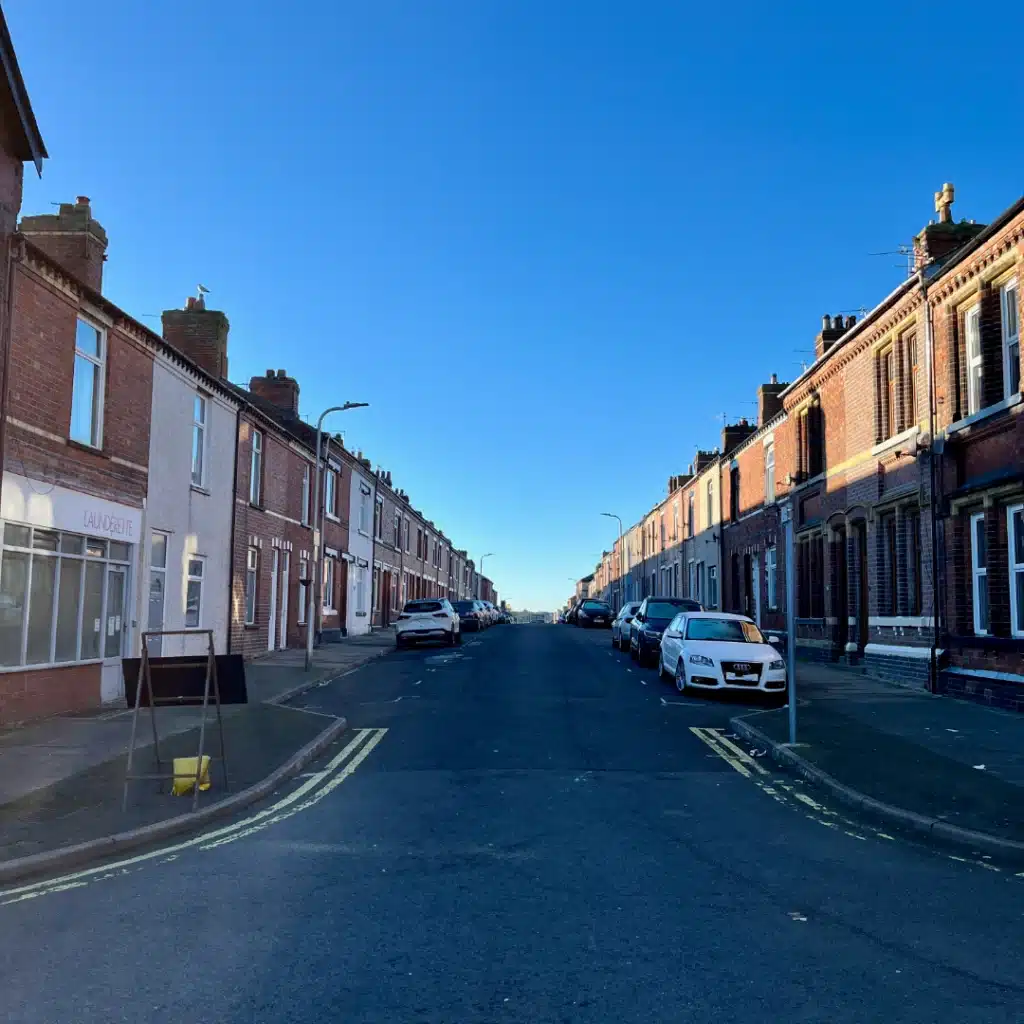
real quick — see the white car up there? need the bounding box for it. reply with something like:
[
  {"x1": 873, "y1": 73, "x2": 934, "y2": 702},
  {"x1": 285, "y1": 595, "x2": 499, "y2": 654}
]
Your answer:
[
  {"x1": 396, "y1": 599, "x2": 461, "y2": 649},
  {"x1": 611, "y1": 602, "x2": 641, "y2": 650},
  {"x1": 657, "y1": 611, "x2": 786, "y2": 696}
]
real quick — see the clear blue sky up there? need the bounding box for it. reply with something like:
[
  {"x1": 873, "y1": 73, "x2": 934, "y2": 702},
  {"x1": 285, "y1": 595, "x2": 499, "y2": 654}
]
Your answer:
[{"x1": 10, "y1": 1, "x2": 1024, "y2": 610}]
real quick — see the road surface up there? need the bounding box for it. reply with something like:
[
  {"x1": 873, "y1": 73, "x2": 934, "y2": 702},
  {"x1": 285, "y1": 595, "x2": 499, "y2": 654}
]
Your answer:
[{"x1": 4, "y1": 624, "x2": 1023, "y2": 1022}]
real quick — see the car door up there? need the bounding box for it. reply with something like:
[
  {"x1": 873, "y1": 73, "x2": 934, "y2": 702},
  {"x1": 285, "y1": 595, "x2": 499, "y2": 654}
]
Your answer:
[
  {"x1": 631, "y1": 600, "x2": 647, "y2": 648},
  {"x1": 661, "y1": 613, "x2": 685, "y2": 669}
]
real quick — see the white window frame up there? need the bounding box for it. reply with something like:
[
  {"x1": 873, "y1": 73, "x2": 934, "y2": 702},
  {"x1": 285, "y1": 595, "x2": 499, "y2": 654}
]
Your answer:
[
  {"x1": 325, "y1": 468, "x2": 338, "y2": 520},
  {"x1": 392, "y1": 511, "x2": 401, "y2": 548},
  {"x1": 673, "y1": 502, "x2": 680, "y2": 541},
  {"x1": 71, "y1": 317, "x2": 106, "y2": 449},
  {"x1": 764, "y1": 443, "x2": 775, "y2": 504},
  {"x1": 705, "y1": 481, "x2": 713, "y2": 529},
  {"x1": 1001, "y1": 278, "x2": 1020, "y2": 399},
  {"x1": 191, "y1": 393, "x2": 207, "y2": 488},
  {"x1": 184, "y1": 555, "x2": 205, "y2": 628},
  {"x1": 301, "y1": 466, "x2": 311, "y2": 526},
  {"x1": 374, "y1": 496, "x2": 384, "y2": 541},
  {"x1": 1009, "y1": 503, "x2": 1024, "y2": 639},
  {"x1": 359, "y1": 490, "x2": 371, "y2": 534},
  {"x1": 970, "y1": 512, "x2": 988, "y2": 635},
  {"x1": 250, "y1": 430, "x2": 263, "y2": 505},
  {"x1": 323, "y1": 556, "x2": 336, "y2": 612},
  {"x1": 688, "y1": 559, "x2": 696, "y2": 599},
  {"x1": 707, "y1": 564, "x2": 718, "y2": 609},
  {"x1": 244, "y1": 547, "x2": 258, "y2": 626},
  {"x1": 355, "y1": 565, "x2": 367, "y2": 612},
  {"x1": 965, "y1": 304, "x2": 984, "y2": 415},
  {"x1": 765, "y1": 545, "x2": 777, "y2": 610},
  {"x1": 404, "y1": 518, "x2": 411, "y2": 553},
  {"x1": 688, "y1": 493, "x2": 695, "y2": 536},
  {"x1": 297, "y1": 557, "x2": 308, "y2": 624}
]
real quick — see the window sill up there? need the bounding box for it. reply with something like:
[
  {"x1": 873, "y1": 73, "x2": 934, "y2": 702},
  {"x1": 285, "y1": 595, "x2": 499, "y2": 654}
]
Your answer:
[
  {"x1": 248, "y1": 501, "x2": 264, "y2": 511},
  {"x1": 190, "y1": 484, "x2": 211, "y2": 496},
  {"x1": 358, "y1": 529, "x2": 371, "y2": 538},
  {"x1": 67, "y1": 438, "x2": 107, "y2": 458},
  {"x1": 947, "y1": 393, "x2": 1022, "y2": 437},
  {"x1": 870, "y1": 425, "x2": 920, "y2": 458},
  {"x1": 325, "y1": 513, "x2": 341, "y2": 523},
  {"x1": 243, "y1": 623, "x2": 258, "y2": 630}
]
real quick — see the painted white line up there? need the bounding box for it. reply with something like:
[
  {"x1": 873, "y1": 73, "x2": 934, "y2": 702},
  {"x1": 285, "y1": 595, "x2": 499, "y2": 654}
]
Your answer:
[
  {"x1": 273, "y1": 704, "x2": 340, "y2": 720},
  {"x1": 0, "y1": 728, "x2": 383, "y2": 904}
]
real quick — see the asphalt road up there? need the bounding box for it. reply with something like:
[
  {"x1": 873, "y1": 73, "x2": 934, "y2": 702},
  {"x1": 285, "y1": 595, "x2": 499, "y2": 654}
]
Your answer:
[{"x1": 4, "y1": 624, "x2": 1024, "y2": 1023}]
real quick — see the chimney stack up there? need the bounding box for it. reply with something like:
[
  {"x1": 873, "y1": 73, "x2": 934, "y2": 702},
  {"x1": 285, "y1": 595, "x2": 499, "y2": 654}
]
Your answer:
[
  {"x1": 248, "y1": 369, "x2": 300, "y2": 416},
  {"x1": 19, "y1": 196, "x2": 108, "y2": 293},
  {"x1": 721, "y1": 418, "x2": 756, "y2": 456},
  {"x1": 694, "y1": 449, "x2": 718, "y2": 473},
  {"x1": 814, "y1": 313, "x2": 851, "y2": 359},
  {"x1": 161, "y1": 295, "x2": 230, "y2": 379},
  {"x1": 912, "y1": 182, "x2": 986, "y2": 269},
  {"x1": 757, "y1": 373, "x2": 787, "y2": 426}
]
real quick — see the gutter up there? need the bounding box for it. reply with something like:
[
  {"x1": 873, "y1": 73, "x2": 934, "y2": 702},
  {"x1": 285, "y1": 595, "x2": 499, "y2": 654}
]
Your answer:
[{"x1": 225, "y1": 405, "x2": 241, "y2": 654}]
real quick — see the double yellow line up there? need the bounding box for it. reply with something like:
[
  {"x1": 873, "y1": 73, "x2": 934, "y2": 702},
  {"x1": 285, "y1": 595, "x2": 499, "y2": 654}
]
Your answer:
[
  {"x1": 690, "y1": 726, "x2": 769, "y2": 778},
  {"x1": 0, "y1": 727, "x2": 387, "y2": 907}
]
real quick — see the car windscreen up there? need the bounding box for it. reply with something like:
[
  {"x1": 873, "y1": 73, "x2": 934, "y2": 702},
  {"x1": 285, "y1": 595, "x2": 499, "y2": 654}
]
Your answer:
[
  {"x1": 685, "y1": 618, "x2": 765, "y2": 643},
  {"x1": 453, "y1": 602, "x2": 475, "y2": 612},
  {"x1": 404, "y1": 601, "x2": 443, "y2": 613},
  {"x1": 582, "y1": 600, "x2": 610, "y2": 612},
  {"x1": 646, "y1": 601, "x2": 689, "y2": 619},
  {"x1": 618, "y1": 604, "x2": 640, "y2": 618}
]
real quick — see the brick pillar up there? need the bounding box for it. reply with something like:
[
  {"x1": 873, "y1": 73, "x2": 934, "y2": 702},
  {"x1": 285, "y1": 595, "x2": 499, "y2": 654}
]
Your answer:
[
  {"x1": 986, "y1": 501, "x2": 1011, "y2": 637},
  {"x1": 895, "y1": 505, "x2": 909, "y2": 615}
]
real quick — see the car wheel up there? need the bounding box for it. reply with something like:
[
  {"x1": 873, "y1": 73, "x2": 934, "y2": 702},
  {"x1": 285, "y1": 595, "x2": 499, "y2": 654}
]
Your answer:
[
  {"x1": 657, "y1": 652, "x2": 668, "y2": 682},
  {"x1": 455, "y1": 629, "x2": 463, "y2": 646},
  {"x1": 396, "y1": 637, "x2": 405, "y2": 650},
  {"x1": 611, "y1": 631, "x2": 618, "y2": 649},
  {"x1": 675, "y1": 659, "x2": 688, "y2": 694},
  {"x1": 630, "y1": 638, "x2": 639, "y2": 662},
  {"x1": 447, "y1": 628, "x2": 456, "y2": 646}
]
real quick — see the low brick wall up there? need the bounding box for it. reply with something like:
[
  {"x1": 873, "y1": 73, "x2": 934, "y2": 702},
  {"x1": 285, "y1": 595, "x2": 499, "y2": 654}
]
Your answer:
[{"x1": 938, "y1": 669, "x2": 1024, "y2": 713}]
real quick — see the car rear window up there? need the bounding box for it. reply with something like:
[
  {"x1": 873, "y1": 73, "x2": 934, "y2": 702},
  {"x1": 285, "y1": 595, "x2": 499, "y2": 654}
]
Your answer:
[
  {"x1": 582, "y1": 600, "x2": 610, "y2": 612},
  {"x1": 453, "y1": 602, "x2": 475, "y2": 612},
  {"x1": 405, "y1": 601, "x2": 443, "y2": 613},
  {"x1": 646, "y1": 600, "x2": 689, "y2": 618}
]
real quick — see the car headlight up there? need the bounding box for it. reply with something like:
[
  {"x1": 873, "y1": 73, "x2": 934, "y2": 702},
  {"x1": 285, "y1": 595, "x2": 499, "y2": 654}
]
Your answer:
[
  {"x1": 769, "y1": 658, "x2": 785, "y2": 671},
  {"x1": 642, "y1": 628, "x2": 662, "y2": 638},
  {"x1": 689, "y1": 653, "x2": 714, "y2": 667}
]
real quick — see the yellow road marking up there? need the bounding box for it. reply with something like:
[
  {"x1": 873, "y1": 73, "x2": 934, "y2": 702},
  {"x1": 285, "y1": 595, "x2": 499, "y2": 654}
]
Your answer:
[
  {"x1": 709, "y1": 730, "x2": 770, "y2": 776},
  {"x1": 1, "y1": 727, "x2": 386, "y2": 905},
  {"x1": 689, "y1": 727, "x2": 751, "y2": 777}
]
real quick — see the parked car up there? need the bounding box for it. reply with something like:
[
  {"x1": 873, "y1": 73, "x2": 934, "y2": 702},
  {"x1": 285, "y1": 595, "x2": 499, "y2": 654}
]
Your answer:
[
  {"x1": 396, "y1": 598, "x2": 461, "y2": 648},
  {"x1": 576, "y1": 598, "x2": 613, "y2": 628},
  {"x1": 557, "y1": 613, "x2": 567, "y2": 624},
  {"x1": 657, "y1": 611, "x2": 786, "y2": 696},
  {"x1": 481, "y1": 601, "x2": 498, "y2": 625},
  {"x1": 629, "y1": 597, "x2": 702, "y2": 667},
  {"x1": 453, "y1": 599, "x2": 486, "y2": 631},
  {"x1": 611, "y1": 602, "x2": 642, "y2": 650}
]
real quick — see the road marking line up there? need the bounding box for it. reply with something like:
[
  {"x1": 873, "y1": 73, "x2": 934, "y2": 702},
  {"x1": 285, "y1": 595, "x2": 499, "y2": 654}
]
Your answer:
[
  {"x1": 708, "y1": 730, "x2": 770, "y2": 776},
  {"x1": 0, "y1": 728, "x2": 383, "y2": 904},
  {"x1": 689, "y1": 727, "x2": 752, "y2": 778}
]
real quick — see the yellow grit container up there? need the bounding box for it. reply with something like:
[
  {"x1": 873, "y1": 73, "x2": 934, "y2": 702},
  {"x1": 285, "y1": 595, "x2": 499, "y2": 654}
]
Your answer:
[{"x1": 171, "y1": 755, "x2": 212, "y2": 796}]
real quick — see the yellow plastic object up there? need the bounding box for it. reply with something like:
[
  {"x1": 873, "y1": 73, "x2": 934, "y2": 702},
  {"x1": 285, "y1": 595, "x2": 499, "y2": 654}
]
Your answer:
[{"x1": 171, "y1": 755, "x2": 211, "y2": 796}]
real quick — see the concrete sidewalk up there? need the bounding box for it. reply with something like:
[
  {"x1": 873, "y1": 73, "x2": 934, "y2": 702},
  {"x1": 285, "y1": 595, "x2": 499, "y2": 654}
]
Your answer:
[
  {"x1": 732, "y1": 663, "x2": 1024, "y2": 858},
  {"x1": 0, "y1": 630, "x2": 393, "y2": 869}
]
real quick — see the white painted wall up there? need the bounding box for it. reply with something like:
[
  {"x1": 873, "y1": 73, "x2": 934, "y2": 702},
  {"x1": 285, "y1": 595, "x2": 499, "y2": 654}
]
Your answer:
[
  {"x1": 140, "y1": 356, "x2": 237, "y2": 656},
  {"x1": 346, "y1": 466, "x2": 375, "y2": 635}
]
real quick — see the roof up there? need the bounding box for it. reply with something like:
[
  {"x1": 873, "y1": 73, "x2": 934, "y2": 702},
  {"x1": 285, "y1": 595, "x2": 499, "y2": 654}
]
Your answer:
[{"x1": 0, "y1": 8, "x2": 45, "y2": 172}]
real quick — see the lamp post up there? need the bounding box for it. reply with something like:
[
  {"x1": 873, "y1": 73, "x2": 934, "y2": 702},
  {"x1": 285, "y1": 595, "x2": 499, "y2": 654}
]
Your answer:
[
  {"x1": 477, "y1": 552, "x2": 494, "y2": 599},
  {"x1": 601, "y1": 512, "x2": 624, "y2": 610},
  {"x1": 305, "y1": 402, "x2": 369, "y2": 671}
]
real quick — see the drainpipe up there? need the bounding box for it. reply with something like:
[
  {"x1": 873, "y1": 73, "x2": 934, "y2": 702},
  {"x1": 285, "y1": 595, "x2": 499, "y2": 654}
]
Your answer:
[
  {"x1": 922, "y1": 271, "x2": 941, "y2": 694},
  {"x1": 225, "y1": 405, "x2": 241, "y2": 655}
]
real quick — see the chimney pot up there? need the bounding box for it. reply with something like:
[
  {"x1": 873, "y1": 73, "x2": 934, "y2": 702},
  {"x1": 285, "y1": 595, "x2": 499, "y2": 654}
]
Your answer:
[
  {"x1": 770, "y1": 373, "x2": 778, "y2": 384},
  {"x1": 76, "y1": 195, "x2": 89, "y2": 206},
  {"x1": 276, "y1": 369, "x2": 286, "y2": 378},
  {"x1": 265, "y1": 369, "x2": 274, "y2": 378},
  {"x1": 822, "y1": 314, "x2": 832, "y2": 330},
  {"x1": 845, "y1": 315, "x2": 856, "y2": 329}
]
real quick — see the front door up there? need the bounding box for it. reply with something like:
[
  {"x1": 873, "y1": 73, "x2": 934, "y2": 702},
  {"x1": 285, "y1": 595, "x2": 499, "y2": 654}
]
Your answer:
[
  {"x1": 834, "y1": 526, "x2": 849, "y2": 650},
  {"x1": 855, "y1": 521, "x2": 869, "y2": 653},
  {"x1": 279, "y1": 551, "x2": 290, "y2": 649},
  {"x1": 101, "y1": 566, "x2": 128, "y2": 704},
  {"x1": 268, "y1": 548, "x2": 279, "y2": 651},
  {"x1": 382, "y1": 572, "x2": 392, "y2": 626},
  {"x1": 751, "y1": 554, "x2": 761, "y2": 625}
]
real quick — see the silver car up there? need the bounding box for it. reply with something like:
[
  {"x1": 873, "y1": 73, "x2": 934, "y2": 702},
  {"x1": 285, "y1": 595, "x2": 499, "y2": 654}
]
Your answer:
[{"x1": 611, "y1": 602, "x2": 641, "y2": 651}]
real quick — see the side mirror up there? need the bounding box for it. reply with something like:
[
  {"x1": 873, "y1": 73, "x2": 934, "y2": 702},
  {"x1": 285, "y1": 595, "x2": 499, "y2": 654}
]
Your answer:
[{"x1": 767, "y1": 635, "x2": 781, "y2": 645}]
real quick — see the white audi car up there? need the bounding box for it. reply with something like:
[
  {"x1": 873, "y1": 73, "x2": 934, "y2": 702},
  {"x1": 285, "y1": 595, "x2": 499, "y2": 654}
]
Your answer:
[
  {"x1": 657, "y1": 611, "x2": 786, "y2": 696},
  {"x1": 395, "y1": 599, "x2": 461, "y2": 649}
]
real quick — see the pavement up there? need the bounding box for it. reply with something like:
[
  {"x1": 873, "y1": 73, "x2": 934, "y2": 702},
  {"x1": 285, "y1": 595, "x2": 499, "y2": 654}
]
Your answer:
[
  {"x1": 2, "y1": 623, "x2": 1023, "y2": 1023},
  {"x1": 0, "y1": 629, "x2": 394, "y2": 866},
  {"x1": 731, "y1": 662, "x2": 1024, "y2": 856}
]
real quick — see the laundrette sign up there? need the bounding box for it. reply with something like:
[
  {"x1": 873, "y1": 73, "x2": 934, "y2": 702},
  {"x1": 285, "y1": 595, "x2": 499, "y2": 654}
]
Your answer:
[{"x1": 82, "y1": 507, "x2": 136, "y2": 539}]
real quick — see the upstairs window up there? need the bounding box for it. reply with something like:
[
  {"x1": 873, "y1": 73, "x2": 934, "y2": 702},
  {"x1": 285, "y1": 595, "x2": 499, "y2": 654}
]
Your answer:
[
  {"x1": 71, "y1": 318, "x2": 105, "y2": 448},
  {"x1": 970, "y1": 512, "x2": 988, "y2": 635},
  {"x1": 1010, "y1": 504, "x2": 1024, "y2": 638},
  {"x1": 965, "y1": 305, "x2": 984, "y2": 415},
  {"x1": 705, "y1": 480, "x2": 713, "y2": 528},
  {"x1": 1002, "y1": 279, "x2": 1020, "y2": 399},
  {"x1": 904, "y1": 333, "x2": 918, "y2": 428},
  {"x1": 301, "y1": 465, "x2": 311, "y2": 526},
  {"x1": 729, "y1": 466, "x2": 740, "y2": 521},
  {"x1": 882, "y1": 346, "x2": 897, "y2": 439},
  {"x1": 393, "y1": 511, "x2": 401, "y2": 548},
  {"x1": 191, "y1": 394, "x2": 207, "y2": 487},
  {"x1": 688, "y1": 493, "x2": 694, "y2": 537},
  {"x1": 764, "y1": 442, "x2": 775, "y2": 503},
  {"x1": 325, "y1": 468, "x2": 338, "y2": 518},
  {"x1": 249, "y1": 430, "x2": 263, "y2": 505},
  {"x1": 374, "y1": 498, "x2": 384, "y2": 540}
]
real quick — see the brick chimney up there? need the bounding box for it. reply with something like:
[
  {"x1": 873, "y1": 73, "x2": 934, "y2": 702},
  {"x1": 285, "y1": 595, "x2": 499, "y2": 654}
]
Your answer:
[
  {"x1": 757, "y1": 373, "x2": 787, "y2": 426},
  {"x1": 249, "y1": 368, "x2": 300, "y2": 417},
  {"x1": 913, "y1": 183, "x2": 986, "y2": 270},
  {"x1": 814, "y1": 314, "x2": 853, "y2": 359},
  {"x1": 19, "y1": 196, "x2": 108, "y2": 292},
  {"x1": 161, "y1": 294, "x2": 230, "y2": 379},
  {"x1": 721, "y1": 418, "x2": 756, "y2": 456},
  {"x1": 694, "y1": 449, "x2": 718, "y2": 473}
]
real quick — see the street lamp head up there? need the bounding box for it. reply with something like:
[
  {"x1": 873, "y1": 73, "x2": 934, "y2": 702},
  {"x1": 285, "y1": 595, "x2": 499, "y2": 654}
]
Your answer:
[{"x1": 342, "y1": 401, "x2": 370, "y2": 410}]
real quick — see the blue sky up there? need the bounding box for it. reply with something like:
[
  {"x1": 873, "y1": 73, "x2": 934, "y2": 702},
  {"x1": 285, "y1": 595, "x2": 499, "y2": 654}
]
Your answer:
[{"x1": 10, "y1": 0, "x2": 1024, "y2": 610}]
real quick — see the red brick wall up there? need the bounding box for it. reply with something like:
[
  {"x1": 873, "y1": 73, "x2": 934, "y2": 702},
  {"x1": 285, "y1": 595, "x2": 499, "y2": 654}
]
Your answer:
[
  {"x1": 5, "y1": 254, "x2": 151, "y2": 506},
  {"x1": 0, "y1": 663, "x2": 100, "y2": 725}
]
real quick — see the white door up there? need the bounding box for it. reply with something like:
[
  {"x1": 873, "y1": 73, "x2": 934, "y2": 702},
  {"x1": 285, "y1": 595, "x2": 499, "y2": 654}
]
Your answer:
[
  {"x1": 751, "y1": 555, "x2": 761, "y2": 625},
  {"x1": 268, "y1": 548, "x2": 279, "y2": 651},
  {"x1": 279, "y1": 551, "x2": 290, "y2": 650},
  {"x1": 101, "y1": 566, "x2": 128, "y2": 703}
]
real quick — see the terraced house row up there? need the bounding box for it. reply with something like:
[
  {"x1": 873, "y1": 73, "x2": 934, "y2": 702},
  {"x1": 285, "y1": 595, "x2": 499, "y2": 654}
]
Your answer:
[
  {"x1": 581, "y1": 184, "x2": 1024, "y2": 713},
  {"x1": 0, "y1": 19, "x2": 495, "y2": 725}
]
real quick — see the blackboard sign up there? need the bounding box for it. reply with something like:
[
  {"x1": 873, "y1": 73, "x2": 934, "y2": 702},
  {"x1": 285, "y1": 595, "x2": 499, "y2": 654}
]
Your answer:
[{"x1": 122, "y1": 654, "x2": 248, "y2": 708}]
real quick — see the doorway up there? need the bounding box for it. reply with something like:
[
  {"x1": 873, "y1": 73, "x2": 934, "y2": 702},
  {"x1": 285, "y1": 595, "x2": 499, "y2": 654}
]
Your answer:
[
  {"x1": 854, "y1": 520, "x2": 869, "y2": 653},
  {"x1": 833, "y1": 525, "x2": 849, "y2": 650},
  {"x1": 751, "y1": 554, "x2": 761, "y2": 625},
  {"x1": 381, "y1": 571, "x2": 392, "y2": 626},
  {"x1": 100, "y1": 565, "x2": 128, "y2": 704},
  {"x1": 268, "y1": 548, "x2": 279, "y2": 651},
  {"x1": 279, "y1": 551, "x2": 290, "y2": 649}
]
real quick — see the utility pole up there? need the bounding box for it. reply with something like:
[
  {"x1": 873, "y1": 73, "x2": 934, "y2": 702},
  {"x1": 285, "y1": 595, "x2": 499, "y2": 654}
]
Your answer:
[{"x1": 782, "y1": 500, "x2": 797, "y2": 744}]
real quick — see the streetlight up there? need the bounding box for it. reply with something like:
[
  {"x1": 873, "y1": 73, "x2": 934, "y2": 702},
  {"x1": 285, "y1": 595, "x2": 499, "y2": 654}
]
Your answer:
[
  {"x1": 478, "y1": 552, "x2": 494, "y2": 598},
  {"x1": 601, "y1": 512, "x2": 624, "y2": 609},
  {"x1": 305, "y1": 402, "x2": 369, "y2": 671}
]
